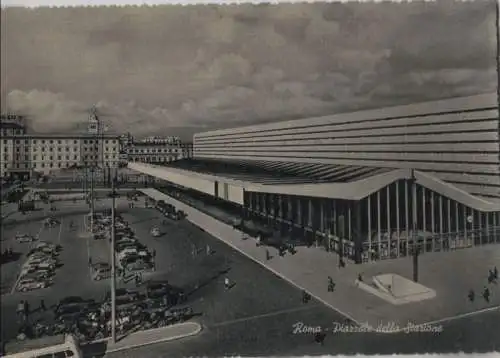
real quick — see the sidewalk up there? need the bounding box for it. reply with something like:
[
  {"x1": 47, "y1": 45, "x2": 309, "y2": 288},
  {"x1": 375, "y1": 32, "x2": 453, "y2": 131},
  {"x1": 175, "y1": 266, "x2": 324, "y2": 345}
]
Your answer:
[
  {"x1": 99, "y1": 321, "x2": 202, "y2": 354},
  {"x1": 140, "y1": 188, "x2": 500, "y2": 331}
]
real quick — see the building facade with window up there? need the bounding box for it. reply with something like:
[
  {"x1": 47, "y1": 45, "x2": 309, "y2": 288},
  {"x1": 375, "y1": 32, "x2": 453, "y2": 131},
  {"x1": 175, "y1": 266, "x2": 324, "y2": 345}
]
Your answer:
[
  {"x1": 1, "y1": 134, "x2": 120, "y2": 179},
  {"x1": 124, "y1": 137, "x2": 191, "y2": 164},
  {"x1": 129, "y1": 93, "x2": 500, "y2": 264}
]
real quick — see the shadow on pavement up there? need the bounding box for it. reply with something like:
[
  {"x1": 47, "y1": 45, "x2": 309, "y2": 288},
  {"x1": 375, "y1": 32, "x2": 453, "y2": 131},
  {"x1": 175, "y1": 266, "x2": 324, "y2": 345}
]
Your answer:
[
  {"x1": 185, "y1": 268, "x2": 231, "y2": 298},
  {"x1": 0, "y1": 251, "x2": 22, "y2": 264}
]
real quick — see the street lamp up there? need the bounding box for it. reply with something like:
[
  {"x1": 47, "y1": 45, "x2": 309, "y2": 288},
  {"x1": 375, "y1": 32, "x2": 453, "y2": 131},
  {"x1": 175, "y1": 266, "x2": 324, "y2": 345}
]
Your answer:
[
  {"x1": 109, "y1": 178, "x2": 118, "y2": 343},
  {"x1": 410, "y1": 169, "x2": 420, "y2": 283}
]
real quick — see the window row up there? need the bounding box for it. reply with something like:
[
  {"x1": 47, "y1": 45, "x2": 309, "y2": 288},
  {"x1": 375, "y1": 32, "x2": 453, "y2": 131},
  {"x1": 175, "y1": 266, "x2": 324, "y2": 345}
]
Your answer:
[
  {"x1": 2, "y1": 139, "x2": 118, "y2": 145},
  {"x1": 128, "y1": 148, "x2": 181, "y2": 154}
]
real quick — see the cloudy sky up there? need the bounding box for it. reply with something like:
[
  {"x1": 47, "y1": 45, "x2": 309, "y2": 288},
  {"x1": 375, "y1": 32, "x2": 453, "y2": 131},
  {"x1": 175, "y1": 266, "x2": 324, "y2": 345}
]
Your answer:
[{"x1": 0, "y1": 2, "x2": 497, "y2": 140}]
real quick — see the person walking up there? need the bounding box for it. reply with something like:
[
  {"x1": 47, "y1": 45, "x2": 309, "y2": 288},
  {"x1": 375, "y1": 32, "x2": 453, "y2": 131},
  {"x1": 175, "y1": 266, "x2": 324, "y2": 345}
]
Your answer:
[
  {"x1": 494, "y1": 266, "x2": 498, "y2": 280},
  {"x1": 191, "y1": 244, "x2": 197, "y2": 258},
  {"x1": 135, "y1": 273, "x2": 142, "y2": 287},
  {"x1": 302, "y1": 290, "x2": 309, "y2": 304},
  {"x1": 39, "y1": 299, "x2": 46, "y2": 312},
  {"x1": 23, "y1": 301, "x2": 30, "y2": 321},
  {"x1": 265, "y1": 249, "x2": 270, "y2": 261},
  {"x1": 206, "y1": 244, "x2": 211, "y2": 255},
  {"x1": 224, "y1": 277, "x2": 230, "y2": 290},
  {"x1": 327, "y1": 276, "x2": 335, "y2": 292},
  {"x1": 468, "y1": 289, "x2": 475, "y2": 302},
  {"x1": 17, "y1": 301, "x2": 24, "y2": 321},
  {"x1": 483, "y1": 287, "x2": 490, "y2": 303}
]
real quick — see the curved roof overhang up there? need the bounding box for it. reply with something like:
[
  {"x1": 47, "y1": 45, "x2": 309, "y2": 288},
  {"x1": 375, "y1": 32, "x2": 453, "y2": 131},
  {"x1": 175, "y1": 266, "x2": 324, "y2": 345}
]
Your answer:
[{"x1": 128, "y1": 162, "x2": 500, "y2": 212}]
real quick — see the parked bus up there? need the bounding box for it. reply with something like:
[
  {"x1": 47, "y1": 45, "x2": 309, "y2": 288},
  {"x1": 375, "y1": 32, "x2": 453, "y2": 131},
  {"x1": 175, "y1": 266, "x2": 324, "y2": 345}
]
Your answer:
[{"x1": 3, "y1": 334, "x2": 82, "y2": 358}]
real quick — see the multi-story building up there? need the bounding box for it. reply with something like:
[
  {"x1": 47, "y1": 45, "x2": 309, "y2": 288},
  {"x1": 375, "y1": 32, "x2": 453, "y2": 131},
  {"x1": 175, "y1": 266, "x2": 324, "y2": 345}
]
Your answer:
[
  {"x1": 0, "y1": 114, "x2": 27, "y2": 136},
  {"x1": 129, "y1": 93, "x2": 500, "y2": 264},
  {"x1": 123, "y1": 136, "x2": 191, "y2": 164},
  {"x1": 1, "y1": 113, "x2": 120, "y2": 180}
]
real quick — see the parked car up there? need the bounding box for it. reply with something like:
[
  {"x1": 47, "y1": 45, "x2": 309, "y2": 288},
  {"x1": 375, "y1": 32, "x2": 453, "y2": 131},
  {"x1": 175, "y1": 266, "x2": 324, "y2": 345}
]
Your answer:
[
  {"x1": 91, "y1": 263, "x2": 111, "y2": 281},
  {"x1": 15, "y1": 234, "x2": 37, "y2": 243},
  {"x1": 25, "y1": 260, "x2": 56, "y2": 271},
  {"x1": 17, "y1": 278, "x2": 48, "y2": 292},
  {"x1": 21, "y1": 271, "x2": 54, "y2": 283},
  {"x1": 55, "y1": 296, "x2": 95, "y2": 315},
  {"x1": 33, "y1": 241, "x2": 60, "y2": 251},
  {"x1": 116, "y1": 237, "x2": 138, "y2": 245},
  {"x1": 150, "y1": 227, "x2": 161, "y2": 237},
  {"x1": 43, "y1": 217, "x2": 60, "y2": 228}
]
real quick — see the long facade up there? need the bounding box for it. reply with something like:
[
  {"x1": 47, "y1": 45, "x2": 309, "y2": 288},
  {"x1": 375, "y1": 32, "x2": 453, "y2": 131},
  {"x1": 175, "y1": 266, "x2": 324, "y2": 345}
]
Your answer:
[
  {"x1": 1, "y1": 134, "x2": 120, "y2": 179},
  {"x1": 129, "y1": 93, "x2": 500, "y2": 264},
  {"x1": 194, "y1": 93, "x2": 500, "y2": 202}
]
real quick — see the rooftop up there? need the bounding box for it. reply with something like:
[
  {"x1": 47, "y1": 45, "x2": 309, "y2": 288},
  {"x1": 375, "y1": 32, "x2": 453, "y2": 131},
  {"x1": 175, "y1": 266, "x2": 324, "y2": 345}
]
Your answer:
[{"x1": 129, "y1": 159, "x2": 500, "y2": 212}]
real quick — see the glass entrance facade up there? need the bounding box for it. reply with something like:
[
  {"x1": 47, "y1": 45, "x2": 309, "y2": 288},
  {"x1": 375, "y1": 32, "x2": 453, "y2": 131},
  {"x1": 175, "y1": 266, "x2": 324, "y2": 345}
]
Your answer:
[{"x1": 245, "y1": 179, "x2": 500, "y2": 263}]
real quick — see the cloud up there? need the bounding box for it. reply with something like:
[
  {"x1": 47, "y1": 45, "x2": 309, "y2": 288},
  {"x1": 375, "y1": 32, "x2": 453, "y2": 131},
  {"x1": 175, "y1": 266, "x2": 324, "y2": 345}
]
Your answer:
[{"x1": 1, "y1": 1, "x2": 497, "y2": 138}]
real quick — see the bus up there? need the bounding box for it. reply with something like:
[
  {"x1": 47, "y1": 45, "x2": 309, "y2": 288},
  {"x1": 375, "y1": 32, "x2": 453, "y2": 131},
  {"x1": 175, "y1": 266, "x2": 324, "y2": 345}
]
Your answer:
[{"x1": 2, "y1": 334, "x2": 82, "y2": 358}]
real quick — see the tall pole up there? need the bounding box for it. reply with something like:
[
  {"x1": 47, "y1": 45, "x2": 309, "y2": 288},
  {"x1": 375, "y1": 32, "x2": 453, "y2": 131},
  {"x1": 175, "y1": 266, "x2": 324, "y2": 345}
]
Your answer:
[
  {"x1": 110, "y1": 178, "x2": 117, "y2": 343},
  {"x1": 411, "y1": 169, "x2": 419, "y2": 282},
  {"x1": 90, "y1": 167, "x2": 95, "y2": 233},
  {"x1": 496, "y1": 0, "x2": 500, "y2": 166}
]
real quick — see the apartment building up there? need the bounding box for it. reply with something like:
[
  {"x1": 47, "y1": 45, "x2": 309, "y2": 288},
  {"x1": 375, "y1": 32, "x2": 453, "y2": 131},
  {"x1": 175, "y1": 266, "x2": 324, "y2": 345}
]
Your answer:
[
  {"x1": 1, "y1": 134, "x2": 121, "y2": 179},
  {"x1": 123, "y1": 137, "x2": 192, "y2": 164},
  {"x1": 1, "y1": 114, "x2": 120, "y2": 180}
]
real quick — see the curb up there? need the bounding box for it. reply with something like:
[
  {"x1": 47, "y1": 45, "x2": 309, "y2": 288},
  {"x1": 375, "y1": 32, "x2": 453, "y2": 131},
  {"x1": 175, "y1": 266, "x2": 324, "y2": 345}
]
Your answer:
[{"x1": 100, "y1": 322, "x2": 202, "y2": 354}]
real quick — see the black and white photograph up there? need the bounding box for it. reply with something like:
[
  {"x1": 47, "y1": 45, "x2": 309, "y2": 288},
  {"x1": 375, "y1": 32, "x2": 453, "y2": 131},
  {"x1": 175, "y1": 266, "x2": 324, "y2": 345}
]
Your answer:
[{"x1": 1, "y1": 1, "x2": 499, "y2": 357}]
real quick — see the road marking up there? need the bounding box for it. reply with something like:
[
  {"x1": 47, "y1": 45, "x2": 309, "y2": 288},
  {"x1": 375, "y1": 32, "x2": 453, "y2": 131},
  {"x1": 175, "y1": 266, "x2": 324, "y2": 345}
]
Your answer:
[
  {"x1": 210, "y1": 304, "x2": 321, "y2": 328},
  {"x1": 412, "y1": 305, "x2": 500, "y2": 330},
  {"x1": 57, "y1": 217, "x2": 64, "y2": 245}
]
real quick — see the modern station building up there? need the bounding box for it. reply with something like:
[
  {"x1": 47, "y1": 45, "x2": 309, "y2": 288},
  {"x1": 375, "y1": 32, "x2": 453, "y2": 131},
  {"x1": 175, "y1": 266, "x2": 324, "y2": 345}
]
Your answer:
[{"x1": 128, "y1": 93, "x2": 500, "y2": 264}]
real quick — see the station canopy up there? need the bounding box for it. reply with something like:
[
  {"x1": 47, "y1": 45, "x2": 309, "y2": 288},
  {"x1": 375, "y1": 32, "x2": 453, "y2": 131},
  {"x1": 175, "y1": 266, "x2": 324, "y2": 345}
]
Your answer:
[{"x1": 129, "y1": 159, "x2": 500, "y2": 212}]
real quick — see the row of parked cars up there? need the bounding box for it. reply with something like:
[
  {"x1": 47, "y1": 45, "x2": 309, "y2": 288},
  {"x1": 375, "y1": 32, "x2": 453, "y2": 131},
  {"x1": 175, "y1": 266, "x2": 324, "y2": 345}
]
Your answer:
[
  {"x1": 16, "y1": 241, "x2": 62, "y2": 292},
  {"x1": 154, "y1": 200, "x2": 186, "y2": 221},
  {"x1": 90, "y1": 212, "x2": 154, "y2": 278}
]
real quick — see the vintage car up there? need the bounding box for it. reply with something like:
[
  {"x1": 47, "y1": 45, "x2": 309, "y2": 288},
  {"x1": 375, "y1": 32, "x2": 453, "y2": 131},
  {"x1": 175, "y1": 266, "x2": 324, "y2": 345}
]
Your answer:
[
  {"x1": 15, "y1": 233, "x2": 37, "y2": 243},
  {"x1": 43, "y1": 217, "x2": 60, "y2": 228},
  {"x1": 17, "y1": 278, "x2": 49, "y2": 292},
  {"x1": 91, "y1": 263, "x2": 111, "y2": 281},
  {"x1": 150, "y1": 227, "x2": 161, "y2": 237}
]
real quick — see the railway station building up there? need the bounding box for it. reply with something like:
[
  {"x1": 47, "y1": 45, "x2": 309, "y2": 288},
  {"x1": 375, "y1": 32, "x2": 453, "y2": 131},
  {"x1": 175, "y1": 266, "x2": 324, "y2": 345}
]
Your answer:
[{"x1": 128, "y1": 93, "x2": 500, "y2": 264}]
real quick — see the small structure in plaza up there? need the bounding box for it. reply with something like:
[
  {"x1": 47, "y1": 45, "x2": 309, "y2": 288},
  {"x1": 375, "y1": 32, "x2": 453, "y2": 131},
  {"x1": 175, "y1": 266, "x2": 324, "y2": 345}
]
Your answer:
[{"x1": 356, "y1": 273, "x2": 436, "y2": 305}]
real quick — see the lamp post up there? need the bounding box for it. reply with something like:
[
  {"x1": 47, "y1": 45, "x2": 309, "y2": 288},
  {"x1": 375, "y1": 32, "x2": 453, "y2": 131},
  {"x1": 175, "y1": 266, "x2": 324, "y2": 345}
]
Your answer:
[
  {"x1": 90, "y1": 166, "x2": 95, "y2": 234},
  {"x1": 410, "y1": 169, "x2": 419, "y2": 282},
  {"x1": 110, "y1": 178, "x2": 118, "y2": 343}
]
